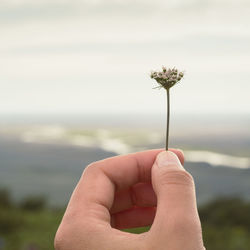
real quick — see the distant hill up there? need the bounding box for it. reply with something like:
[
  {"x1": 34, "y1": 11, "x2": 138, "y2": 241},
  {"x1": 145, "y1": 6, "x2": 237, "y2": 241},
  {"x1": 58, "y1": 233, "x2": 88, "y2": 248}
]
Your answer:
[
  {"x1": 185, "y1": 162, "x2": 250, "y2": 204},
  {"x1": 1, "y1": 136, "x2": 250, "y2": 207}
]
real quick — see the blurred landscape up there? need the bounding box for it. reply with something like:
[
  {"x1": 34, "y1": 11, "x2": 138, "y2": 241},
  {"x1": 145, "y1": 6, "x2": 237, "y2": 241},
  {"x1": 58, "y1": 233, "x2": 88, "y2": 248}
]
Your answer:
[
  {"x1": 0, "y1": 113, "x2": 250, "y2": 249},
  {"x1": 1, "y1": 113, "x2": 250, "y2": 207}
]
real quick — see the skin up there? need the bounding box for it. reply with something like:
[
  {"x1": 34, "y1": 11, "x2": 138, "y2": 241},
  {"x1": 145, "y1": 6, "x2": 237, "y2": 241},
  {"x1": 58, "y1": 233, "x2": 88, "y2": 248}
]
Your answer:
[{"x1": 55, "y1": 149, "x2": 205, "y2": 250}]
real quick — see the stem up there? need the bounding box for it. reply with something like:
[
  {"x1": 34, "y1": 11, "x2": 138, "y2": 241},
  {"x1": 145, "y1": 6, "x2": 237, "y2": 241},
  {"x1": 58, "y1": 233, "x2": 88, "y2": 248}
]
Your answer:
[{"x1": 166, "y1": 88, "x2": 170, "y2": 151}]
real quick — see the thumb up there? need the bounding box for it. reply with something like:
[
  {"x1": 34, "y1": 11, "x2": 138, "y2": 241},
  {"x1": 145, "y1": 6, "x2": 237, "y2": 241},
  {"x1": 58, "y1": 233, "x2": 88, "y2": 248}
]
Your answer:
[{"x1": 150, "y1": 151, "x2": 202, "y2": 246}]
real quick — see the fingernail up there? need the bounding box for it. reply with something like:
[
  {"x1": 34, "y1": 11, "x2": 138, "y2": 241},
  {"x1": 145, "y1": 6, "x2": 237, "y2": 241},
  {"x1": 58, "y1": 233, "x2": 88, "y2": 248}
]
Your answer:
[{"x1": 156, "y1": 151, "x2": 184, "y2": 170}]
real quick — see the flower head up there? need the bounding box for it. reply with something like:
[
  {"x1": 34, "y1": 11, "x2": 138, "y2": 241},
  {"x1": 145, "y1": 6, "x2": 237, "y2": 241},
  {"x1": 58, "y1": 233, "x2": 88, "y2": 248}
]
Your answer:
[{"x1": 150, "y1": 66, "x2": 184, "y2": 90}]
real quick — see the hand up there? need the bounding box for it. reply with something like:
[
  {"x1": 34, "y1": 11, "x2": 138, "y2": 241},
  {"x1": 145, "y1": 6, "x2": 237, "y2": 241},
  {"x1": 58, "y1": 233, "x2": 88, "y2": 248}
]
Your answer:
[{"x1": 55, "y1": 149, "x2": 205, "y2": 250}]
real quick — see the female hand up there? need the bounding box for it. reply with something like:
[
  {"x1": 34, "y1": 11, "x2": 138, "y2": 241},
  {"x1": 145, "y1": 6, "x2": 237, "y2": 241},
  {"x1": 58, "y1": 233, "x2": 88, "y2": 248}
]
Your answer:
[{"x1": 55, "y1": 149, "x2": 205, "y2": 250}]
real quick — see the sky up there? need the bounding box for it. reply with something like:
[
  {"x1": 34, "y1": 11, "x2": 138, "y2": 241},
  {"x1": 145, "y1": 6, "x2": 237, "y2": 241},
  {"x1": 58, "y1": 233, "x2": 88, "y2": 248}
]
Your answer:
[{"x1": 0, "y1": 0, "x2": 250, "y2": 115}]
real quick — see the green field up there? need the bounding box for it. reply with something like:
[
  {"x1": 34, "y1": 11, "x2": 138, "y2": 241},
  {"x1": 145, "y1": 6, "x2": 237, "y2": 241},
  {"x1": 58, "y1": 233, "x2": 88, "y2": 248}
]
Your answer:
[{"x1": 1, "y1": 190, "x2": 250, "y2": 250}]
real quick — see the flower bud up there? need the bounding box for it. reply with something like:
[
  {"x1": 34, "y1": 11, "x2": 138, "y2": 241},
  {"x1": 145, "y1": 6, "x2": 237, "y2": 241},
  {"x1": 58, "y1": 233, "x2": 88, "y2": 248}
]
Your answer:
[
  {"x1": 179, "y1": 72, "x2": 184, "y2": 77},
  {"x1": 150, "y1": 66, "x2": 184, "y2": 90}
]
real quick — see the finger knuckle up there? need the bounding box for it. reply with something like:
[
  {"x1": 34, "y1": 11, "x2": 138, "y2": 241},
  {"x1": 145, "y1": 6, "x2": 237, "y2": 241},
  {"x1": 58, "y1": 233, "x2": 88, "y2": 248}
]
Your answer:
[
  {"x1": 178, "y1": 214, "x2": 201, "y2": 229},
  {"x1": 54, "y1": 221, "x2": 90, "y2": 250},
  {"x1": 168, "y1": 214, "x2": 202, "y2": 238},
  {"x1": 159, "y1": 170, "x2": 194, "y2": 187},
  {"x1": 83, "y1": 162, "x2": 100, "y2": 177},
  {"x1": 85, "y1": 161, "x2": 98, "y2": 171},
  {"x1": 54, "y1": 228, "x2": 66, "y2": 250}
]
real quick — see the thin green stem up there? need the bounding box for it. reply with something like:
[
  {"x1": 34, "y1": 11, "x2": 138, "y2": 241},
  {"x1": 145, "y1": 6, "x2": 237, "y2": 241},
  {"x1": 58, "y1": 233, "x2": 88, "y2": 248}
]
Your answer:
[{"x1": 166, "y1": 88, "x2": 170, "y2": 151}]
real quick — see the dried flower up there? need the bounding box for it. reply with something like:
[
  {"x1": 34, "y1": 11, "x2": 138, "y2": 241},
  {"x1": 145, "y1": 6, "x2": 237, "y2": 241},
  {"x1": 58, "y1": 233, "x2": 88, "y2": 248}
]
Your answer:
[
  {"x1": 150, "y1": 66, "x2": 184, "y2": 151},
  {"x1": 150, "y1": 66, "x2": 184, "y2": 90}
]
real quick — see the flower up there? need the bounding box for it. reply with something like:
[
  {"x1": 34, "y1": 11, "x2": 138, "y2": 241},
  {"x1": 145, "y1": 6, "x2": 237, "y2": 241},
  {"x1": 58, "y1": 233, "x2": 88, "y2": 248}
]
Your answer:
[
  {"x1": 150, "y1": 66, "x2": 184, "y2": 90},
  {"x1": 150, "y1": 66, "x2": 184, "y2": 151}
]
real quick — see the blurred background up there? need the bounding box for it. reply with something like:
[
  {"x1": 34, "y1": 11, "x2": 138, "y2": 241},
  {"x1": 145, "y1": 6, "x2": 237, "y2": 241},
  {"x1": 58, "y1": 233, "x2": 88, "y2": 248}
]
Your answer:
[{"x1": 0, "y1": 0, "x2": 250, "y2": 249}]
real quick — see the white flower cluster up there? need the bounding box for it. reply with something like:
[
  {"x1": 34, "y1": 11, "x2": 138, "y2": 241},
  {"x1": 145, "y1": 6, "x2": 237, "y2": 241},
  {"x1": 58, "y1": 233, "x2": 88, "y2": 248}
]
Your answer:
[{"x1": 150, "y1": 66, "x2": 184, "y2": 89}]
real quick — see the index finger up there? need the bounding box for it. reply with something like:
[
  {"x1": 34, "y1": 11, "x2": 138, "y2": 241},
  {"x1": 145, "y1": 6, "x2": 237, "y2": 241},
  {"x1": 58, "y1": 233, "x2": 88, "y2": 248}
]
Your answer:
[
  {"x1": 67, "y1": 149, "x2": 184, "y2": 222},
  {"x1": 86, "y1": 148, "x2": 184, "y2": 189}
]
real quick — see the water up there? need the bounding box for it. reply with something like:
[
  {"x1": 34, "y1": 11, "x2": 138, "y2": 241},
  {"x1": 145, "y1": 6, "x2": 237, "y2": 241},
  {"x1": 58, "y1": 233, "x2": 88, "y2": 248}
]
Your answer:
[{"x1": 1, "y1": 113, "x2": 250, "y2": 206}]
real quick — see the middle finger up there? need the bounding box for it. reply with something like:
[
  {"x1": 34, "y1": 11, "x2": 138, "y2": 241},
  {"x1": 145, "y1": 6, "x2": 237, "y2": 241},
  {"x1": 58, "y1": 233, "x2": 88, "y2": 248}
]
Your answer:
[{"x1": 110, "y1": 182, "x2": 157, "y2": 214}]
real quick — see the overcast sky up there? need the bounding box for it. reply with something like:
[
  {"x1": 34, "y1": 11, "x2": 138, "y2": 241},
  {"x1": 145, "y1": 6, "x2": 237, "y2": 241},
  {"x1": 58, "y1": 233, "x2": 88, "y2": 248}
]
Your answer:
[{"x1": 0, "y1": 0, "x2": 250, "y2": 115}]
